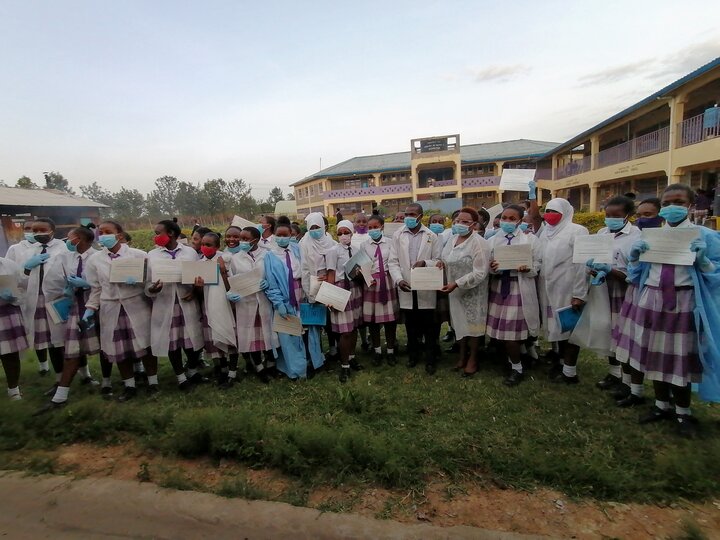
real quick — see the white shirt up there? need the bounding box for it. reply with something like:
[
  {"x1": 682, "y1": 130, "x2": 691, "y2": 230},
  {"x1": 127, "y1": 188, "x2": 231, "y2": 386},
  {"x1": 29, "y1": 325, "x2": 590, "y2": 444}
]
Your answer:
[{"x1": 596, "y1": 221, "x2": 641, "y2": 274}]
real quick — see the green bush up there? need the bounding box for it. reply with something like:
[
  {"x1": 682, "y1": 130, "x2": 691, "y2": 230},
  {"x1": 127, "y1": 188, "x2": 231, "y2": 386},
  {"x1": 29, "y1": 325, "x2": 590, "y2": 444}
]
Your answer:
[{"x1": 573, "y1": 212, "x2": 606, "y2": 233}]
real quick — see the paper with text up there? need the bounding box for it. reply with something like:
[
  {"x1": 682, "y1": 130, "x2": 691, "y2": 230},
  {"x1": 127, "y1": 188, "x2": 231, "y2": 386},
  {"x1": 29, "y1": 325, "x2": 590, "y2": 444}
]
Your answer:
[
  {"x1": 315, "y1": 281, "x2": 351, "y2": 311},
  {"x1": 109, "y1": 258, "x2": 146, "y2": 284},
  {"x1": 410, "y1": 266, "x2": 444, "y2": 290},
  {"x1": 499, "y1": 168, "x2": 535, "y2": 191},
  {"x1": 181, "y1": 260, "x2": 219, "y2": 285},
  {"x1": 572, "y1": 235, "x2": 614, "y2": 264},
  {"x1": 639, "y1": 228, "x2": 700, "y2": 266},
  {"x1": 493, "y1": 243, "x2": 533, "y2": 270}
]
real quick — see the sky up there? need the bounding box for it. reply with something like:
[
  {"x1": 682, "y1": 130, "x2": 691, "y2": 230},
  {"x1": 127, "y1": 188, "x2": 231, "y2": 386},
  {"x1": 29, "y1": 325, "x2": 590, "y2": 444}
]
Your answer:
[{"x1": 1, "y1": 0, "x2": 719, "y2": 199}]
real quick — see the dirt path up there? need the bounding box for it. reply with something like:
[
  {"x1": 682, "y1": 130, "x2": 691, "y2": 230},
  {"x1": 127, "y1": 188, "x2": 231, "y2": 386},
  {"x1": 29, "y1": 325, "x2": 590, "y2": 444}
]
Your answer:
[{"x1": 0, "y1": 471, "x2": 538, "y2": 540}]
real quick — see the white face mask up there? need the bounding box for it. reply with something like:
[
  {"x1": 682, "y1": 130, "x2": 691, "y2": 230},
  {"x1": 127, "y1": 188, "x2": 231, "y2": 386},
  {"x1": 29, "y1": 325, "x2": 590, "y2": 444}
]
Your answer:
[{"x1": 338, "y1": 233, "x2": 352, "y2": 246}]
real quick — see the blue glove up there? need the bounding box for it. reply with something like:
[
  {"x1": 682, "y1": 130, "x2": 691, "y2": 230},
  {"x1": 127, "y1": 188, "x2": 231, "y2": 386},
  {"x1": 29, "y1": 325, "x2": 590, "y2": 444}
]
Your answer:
[
  {"x1": 585, "y1": 258, "x2": 595, "y2": 269},
  {"x1": 276, "y1": 303, "x2": 288, "y2": 318},
  {"x1": 690, "y1": 238, "x2": 708, "y2": 262},
  {"x1": 226, "y1": 291, "x2": 242, "y2": 303},
  {"x1": 259, "y1": 279, "x2": 268, "y2": 291},
  {"x1": 82, "y1": 308, "x2": 95, "y2": 321},
  {"x1": 0, "y1": 288, "x2": 16, "y2": 302},
  {"x1": 528, "y1": 180, "x2": 537, "y2": 200},
  {"x1": 63, "y1": 284, "x2": 75, "y2": 298},
  {"x1": 24, "y1": 253, "x2": 50, "y2": 270},
  {"x1": 67, "y1": 275, "x2": 90, "y2": 289},
  {"x1": 124, "y1": 277, "x2": 137, "y2": 285},
  {"x1": 591, "y1": 262, "x2": 612, "y2": 274},
  {"x1": 591, "y1": 271, "x2": 607, "y2": 286},
  {"x1": 628, "y1": 240, "x2": 649, "y2": 262}
]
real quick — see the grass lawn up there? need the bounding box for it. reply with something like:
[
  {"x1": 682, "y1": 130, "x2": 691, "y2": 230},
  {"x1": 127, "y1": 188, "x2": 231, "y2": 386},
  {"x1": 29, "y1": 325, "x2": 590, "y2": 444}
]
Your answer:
[{"x1": 1, "y1": 327, "x2": 719, "y2": 504}]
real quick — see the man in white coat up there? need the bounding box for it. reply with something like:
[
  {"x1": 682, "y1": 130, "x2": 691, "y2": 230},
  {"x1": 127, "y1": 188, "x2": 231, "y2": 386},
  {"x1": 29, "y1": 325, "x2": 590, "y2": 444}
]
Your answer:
[{"x1": 388, "y1": 203, "x2": 443, "y2": 374}]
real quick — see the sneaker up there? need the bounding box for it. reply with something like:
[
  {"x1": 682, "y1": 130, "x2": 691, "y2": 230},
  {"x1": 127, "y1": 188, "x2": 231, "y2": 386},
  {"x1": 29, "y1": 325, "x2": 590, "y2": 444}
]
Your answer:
[
  {"x1": 616, "y1": 394, "x2": 646, "y2": 408},
  {"x1": 349, "y1": 359, "x2": 364, "y2": 371},
  {"x1": 596, "y1": 373, "x2": 622, "y2": 390},
  {"x1": 339, "y1": 367, "x2": 350, "y2": 383},
  {"x1": 80, "y1": 377, "x2": 100, "y2": 387},
  {"x1": 100, "y1": 386, "x2": 113, "y2": 400},
  {"x1": 676, "y1": 414, "x2": 699, "y2": 439},
  {"x1": 386, "y1": 353, "x2": 397, "y2": 366},
  {"x1": 33, "y1": 400, "x2": 67, "y2": 416},
  {"x1": 117, "y1": 386, "x2": 137, "y2": 402},
  {"x1": 638, "y1": 405, "x2": 674, "y2": 424},
  {"x1": 551, "y1": 372, "x2": 580, "y2": 385},
  {"x1": 372, "y1": 352, "x2": 383, "y2": 367},
  {"x1": 503, "y1": 370, "x2": 524, "y2": 387}
]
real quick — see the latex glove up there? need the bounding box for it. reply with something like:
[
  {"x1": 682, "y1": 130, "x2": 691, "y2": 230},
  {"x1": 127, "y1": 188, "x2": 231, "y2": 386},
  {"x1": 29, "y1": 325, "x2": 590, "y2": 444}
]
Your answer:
[
  {"x1": 276, "y1": 303, "x2": 288, "y2": 319},
  {"x1": 24, "y1": 253, "x2": 50, "y2": 270},
  {"x1": 63, "y1": 284, "x2": 75, "y2": 298},
  {"x1": 528, "y1": 180, "x2": 537, "y2": 200},
  {"x1": 690, "y1": 238, "x2": 708, "y2": 262},
  {"x1": 125, "y1": 277, "x2": 137, "y2": 285},
  {"x1": 0, "y1": 288, "x2": 16, "y2": 302},
  {"x1": 591, "y1": 271, "x2": 607, "y2": 286},
  {"x1": 67, "y1": 275, "x2": 91, "y2": 289},
  {"x1": 82, "y1": 308, "x2": 95, "y2": 321},
  {"x1": 259, "y1": 279, "x2": 268, "y2": 291},
  {"x1": 591, "y1": 262, "x2": 612, "y2": 274},
  {"x1": 628, "y1": 240, "x2": 649, "y2": 262},
  {"x1": 585, "y1": 258, "x2": 595, "y2": 269},
  {"x1": 226, "y1": 291, "x2": 242, "y2": 303}
]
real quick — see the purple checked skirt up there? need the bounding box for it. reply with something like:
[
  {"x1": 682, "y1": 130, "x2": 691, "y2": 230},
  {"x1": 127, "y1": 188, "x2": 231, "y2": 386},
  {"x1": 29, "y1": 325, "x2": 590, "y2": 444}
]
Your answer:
[
  {"x1": 201, "y1": 314, "x2": 223, "y2": 359},
  {"x1": 33, "y1": 293, "x2": 52, "y2": 350},
  {"x1": 362, "y1": 272, "x2": 398, "y2": 324},
  {"x1": 330, "y1": 280, "x2": 362, "y2": 334},
  {"x1": 104, "y1": 306, "x2": 149, "y2": 363},
  {"x1": 0, "y1": 303, "x2": 29, "y2": 356},
  {"x1": 167, "y1": 299, "x2": 194, "y2": 353},
  {"x1": 486, "y1": 276, "x2": 529, "y2": 341},
  {"x1": 240, "y1": 309, "x2": 268, "y2": 353},
  {"x1": 607, "y1": 278, "x2": 628, "y2": 330},
  {"x1": 612, "y1": 284, "x2": 637, "y2": 363},
  {"x1": 627, "y1": 286, "x2": 701, "y2": 386},
  {"x1": 64, "y1": 296, "x2": 100, "y2": 359}
]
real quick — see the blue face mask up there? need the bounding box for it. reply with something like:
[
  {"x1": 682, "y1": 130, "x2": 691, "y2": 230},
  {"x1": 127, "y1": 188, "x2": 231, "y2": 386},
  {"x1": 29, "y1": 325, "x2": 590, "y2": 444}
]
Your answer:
[
  {"x1": 309, "y1": 229, "x2": 324, "y2": 240},
  {"x1": 289, "y1": 237, "x2": 299, "y2": 244},
  {"x1": 499, "y1": 221, "x2": 517, "y2": 234},
  {"x1": 658, "y1": 205, "x2": 688, "y2": 224},
  {"x1": 98, "y1": 234, "x2": 118, "y2": 249},
  {"x1": 429, "y1": 223, "x2": 445, "y2": 235},
  {"x1": 604, "y1": 217, "x2": 626, "y2": 232},
  {"x1": 238, "y1": 241, "x2": 253, "y2": 252},
  {"x1": 65, "y1": 239, "x2": 78, "y2": 252},
  {"x1": 404, "y1": 216, "x2": 419, "y2": 229},
  {"x1": 452, "y1": 223, "x2": 471, "y2": 236},
  {"x1": 636, "y1": 216, "x2": 663, "y2": 230},
  {"x1": 368, "y1": 229, "x2": 383, "y2": 241},
  {"x1": 256, "y1": 224, "x2": 265, "y2": 234},
  {"x1": 24, "y1": 232, "x2": 37, "y2": 244},
  {"x1": 519, "y1": 223, "x2": 530, "y2": 232},
  {"x1": 226, "y1": 245, "x2": 241, "y2": 254},
  {"x1": 275, "y1": 237, "x2": 291, "y2": 248}
]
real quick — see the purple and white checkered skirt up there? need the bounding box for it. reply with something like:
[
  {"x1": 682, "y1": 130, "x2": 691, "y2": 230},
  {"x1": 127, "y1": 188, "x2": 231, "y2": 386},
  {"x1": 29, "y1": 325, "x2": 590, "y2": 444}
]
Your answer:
[
  {"x1": 104, "y1": 306, "x2": 149, "y2": 363},
  {"x1": 33, "y1": 293, "x2": 52, "y2": 351},
  {"x1": 362, "y1": 273, "x2": 398, "y2": 324},
  {"x1": 486, "y1": 276, "x2": 529, "y2": 341},
  {"x1": 292, "y1": 278, "x2": 304, "y2": 307},
  {"x1": 201, "y1": 315, "x2": 224, "y2": 359},
  {"x1": 168, "y1": 299, "x2": 194, "y2": 353},
  {"x1": 64, "y1": 298, "x2": 100, "y2": 359},
  {"x1": 612, "y1": 284, "x2": 637, "y2": 363},
  {"x1": 607, "y1": 279, "x2": 628, "y2": 330},
  {"x1": 240, "y1": 310, "x2": 269, "y2": 353},
  {"x1": 626, "y1": 286, "x2": 701, "y2": 386},
  {"x1": 330, "y1": 280, "x2": 362, "y2": 333},
  {"x1": 0, "y1": 303, "x2": 29, "y2": 356}
]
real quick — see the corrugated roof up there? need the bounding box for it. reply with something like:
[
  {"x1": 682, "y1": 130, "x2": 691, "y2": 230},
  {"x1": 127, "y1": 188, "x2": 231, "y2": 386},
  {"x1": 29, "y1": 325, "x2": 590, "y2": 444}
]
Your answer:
[
  {"x1": 545, "y1": 56, "x2": 720, "y2": 155},
  {"x1": 0, "y1": 187, "x2": 108, "y2": 208},
  {"x1": 291, "y1": 139, "x2": 558, "y2": 186}
]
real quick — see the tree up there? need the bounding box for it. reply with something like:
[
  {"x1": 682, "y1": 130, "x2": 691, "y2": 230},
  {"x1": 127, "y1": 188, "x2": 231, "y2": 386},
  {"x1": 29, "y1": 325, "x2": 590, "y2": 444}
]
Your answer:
[
  {"x1": 225, "y1": 178, "x2": 257, "y2": 216},
  {"x1": 43, "y1": 171, "x2": 75, "y2": 194},
  {"x1": 176, "y1": 181, "x2": 207, "y2": 216},
  {"x1": 286, "y1": 192, "x2": 295, "y2": 200},
  {"x1": 80, "y1": 181, "x2": 113, "y2": 205},
  {"x1": 267, "y1": 186, "x2": 285, "y2": 205},
  {"x1": 16, "y1": 175, "x2": 39, "y2": 189},
  {"x1": 113, "y1": 187, "x2": 146, "y2": 221},
  {"x1": 146, "y1": 176, "x2": 181, "y2": 217}
]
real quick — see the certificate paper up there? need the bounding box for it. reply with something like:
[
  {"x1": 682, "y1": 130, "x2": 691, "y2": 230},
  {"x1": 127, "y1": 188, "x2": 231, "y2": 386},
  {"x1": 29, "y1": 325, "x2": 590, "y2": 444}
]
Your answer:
[
  {"x1": 272, "y1": 312, "x2": 303, "y2": 336},
  {"x1": 410, "y1": 266, "x2": 444, "y2": 291},
  {"x1": 231, "y1": 215, "x2": 257, "y2": 229},
  {"x1": 315, "y1": 281, "x2": 351, "y2": 311},
  {"x1": 383, "y1": 222, "x2": 403, "y2": 237},
  {"x1": 486, "y1": 204, "x2": 504, "y2": 225},
  {"x1": 499, "y1": 168, "x2": 535, "y2": 192},
  {"x1": 109, "y1": 258, "x2": 146, "y2": 283},
  {"x1": 228, "y1": 267, "x2": 263, "y2": 296},
  {"x1": 181, "y1": 260, "x2": 219, "y2": 285},
  {"x1": 344, "y1": 249, "x2": 374, "y2": 287},
  {"x1": 0, "y1": 274, "x2": 21, "y2": 297},
  {"x1": 639, "y1": 228, "x2": 700, "y2": 266},
  {"x1": 151, "y1": 259, "x2": 183, "y2": 283},
  {"x1": 572, "y1": 235, "x2": 614, "y2": 264},
  {"x1": 493, "y1": 244, "x2": 533, "y2": 270}
]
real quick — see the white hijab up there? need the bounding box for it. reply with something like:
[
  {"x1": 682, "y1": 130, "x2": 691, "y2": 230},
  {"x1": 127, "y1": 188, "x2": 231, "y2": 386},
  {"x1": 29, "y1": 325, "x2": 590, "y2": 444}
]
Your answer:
[
  {"x1": 300, "y1": 212, "x2": 336, "y2": 265},
  {"x1": 544, "y1": 198, "x2": 575, "y2": 240},
  {"x1": 337, "y1": 220, "x2": 354, "y2": 234}
]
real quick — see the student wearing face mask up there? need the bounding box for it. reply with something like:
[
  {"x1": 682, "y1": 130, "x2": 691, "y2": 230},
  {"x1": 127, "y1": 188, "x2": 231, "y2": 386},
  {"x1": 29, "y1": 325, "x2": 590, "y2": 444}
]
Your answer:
[
  {"x1": 5, "y1": 220, "x2": 37, "y2": 267},
  {"x1": 257, "y1": 216, "x2": 276, "y2": 250},
  {"x1": 146, "y1": 220, "x2": 205, "y2": 392},
  {"x1": 323, "y1": 220, "x2": 364, "y2": 382},
  {"x1": 0, "y1": 254, "x2": 28, "y2": 401},
  {"x1": 350, "y1": 213, "x2": 372, "y2": 353},
  {"x1": 436, "y1": 208, "x2": 491, "y2": 377},
  {"x1": 585, "y1": 196, "x2": 642, "y2": 399},
  {"x1": 487, "y1": 205, "x2": 541, "y2": 386},
  {"x1": 428, "y1": 213, "x2": 453, "y2": 348},
  {"x1": 625, "y1": 184, "x2": 720, "y2": 438},
  {"x1": 613, "y1": 198, "x2": 662, "y2": 405}
]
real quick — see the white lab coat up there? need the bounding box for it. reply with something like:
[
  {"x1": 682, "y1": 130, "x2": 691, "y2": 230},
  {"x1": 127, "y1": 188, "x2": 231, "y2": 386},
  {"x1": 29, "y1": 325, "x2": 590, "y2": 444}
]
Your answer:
[
  {"x1": 85, "y1": 243, "x2": 152, "y2": 353},
  {"x1": 350, "y1": 232, "x2": 369, "y2": 250},
  {"x1": 388, "y1": 225, "x2": 442, "y2": 310},
  {"x1": 146, "y1": 244, "x2": 204, "y2": 356},
  {"x1": 200, "y1": 253, "x2": 236, "y2": 352},
  {"x1": 487, "y1": 230, "x2": 542, "y2": 336},
  {"x1": 5, "y1": 240, "x2": 34, "y2": 266},
  {"x1": 0, "y1": 257, "x2": 27, "y2": 308},
  {"x1": 441, "y1": 233, "x2": 491, "y2": 339}
]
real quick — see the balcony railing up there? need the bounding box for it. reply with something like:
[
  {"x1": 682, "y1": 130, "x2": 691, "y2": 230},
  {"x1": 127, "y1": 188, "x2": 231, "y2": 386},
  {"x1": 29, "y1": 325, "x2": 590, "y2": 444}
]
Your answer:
[
  {"x1": 324, "y1": 184, "x2": 411, "y2": 199},
  {"x1": 461, "y1": 175, "x2": 501, "y2": 188},
  {"x1": 556, "y1": 156, "x2": 591, "y2": 179},
  {"x1": 678, "y1": 111, "x2": 720, "y2": 147},
  {"x1": 596, "y1": 126, "x2": 669, "y2": 169}
]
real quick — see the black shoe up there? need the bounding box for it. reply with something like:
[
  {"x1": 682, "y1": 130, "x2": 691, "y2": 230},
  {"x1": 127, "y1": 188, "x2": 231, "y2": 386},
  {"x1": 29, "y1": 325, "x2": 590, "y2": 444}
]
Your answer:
[
  {"x1": 134, "y1": 373, "x2": 148, "y2": 386},
  {"x1": 43, "y1": 384, "x2": 58, "y2": 397},
  {"x1": 547, "y1": 362, "x2": 563, "y2": 379},
  {"x1": 616, "y1": 394, "x2": 646, "y2": 408},
  {"x1": 611, "y1": 384, "x2": 631, "y2": 400},
  {"x1": 178, "y1": 380, "x2": 193, "y2": 393},
  {"x1": 372, "y1": 352, "x2": 383, "y2": 367},
  {"x1": 147, "y1": 384, "x2": 160, "y2": 396},
  {"x1": 188, "y1": 372, "x2": 209, "y2": 384},
  {"x1": 386, "y1": 353, "x2": 397, "y2": 366},
  {"x1": 80, "y1": 377, "x2": 100, "y2": 387},
  {"x1": 100, "y1": 386, "x2": 113, "y2": 400},
  {"x1": 306, "y1": 364, "x2": 316, "y2": 380},
  {"x1": 676, "y1": 414, "x2": 699, "y2": 439},
  {"x1": 117, "y1": 386, "x2": 137, "y2": 402},
  {"x1": 441, "y1": 330, "x2": 455, "y2": 343},
  {"x1": 349, "y1": 359, "x2": 364, "y2": 371},
  {"x1": 543, "y1": 350, "x2": 560, "y2": 365},
  {"x1": 425, "y1": 363, "x2": 437, "y2": 375},
  {"x1": 257, "y1": 370, "x2": 271, "y2": 384},
  {"x1": 324, "y1": 352, "x2": 340, "y2": 364},
  {"x1": 551, "y1": 372, "x2": 580, "y2": 385},
  {"x1": 38, "y1": 368, "x2": 49, "y2": 377},
  {"x1": 360, "y1": 341, "x2": 370, "y2": 352},
  {"x1": 638, "y1": 405, "x2": 674, "y2": 424},
  {"x1": 596, "y1": 373, "x2": 622, "y2": 390},
  {"x1": 503, "y1": 370, "x2": 524, "y2": 387},
  {"x1": 339, "y1": 367, "x2": 350, "y2": 383},
  {"x1": 219, "y1": 376, "x2": 236, "y2": 390},
  {"x1": 33, "y1": 400, "x2": 67, "y2": 416}
]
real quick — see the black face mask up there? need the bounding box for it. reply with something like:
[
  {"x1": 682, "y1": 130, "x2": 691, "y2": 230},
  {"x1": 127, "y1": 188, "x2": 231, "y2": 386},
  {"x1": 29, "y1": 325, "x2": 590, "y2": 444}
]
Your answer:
[{"x1": 34, "y1": 234, "x2": 53, "y2": 245}]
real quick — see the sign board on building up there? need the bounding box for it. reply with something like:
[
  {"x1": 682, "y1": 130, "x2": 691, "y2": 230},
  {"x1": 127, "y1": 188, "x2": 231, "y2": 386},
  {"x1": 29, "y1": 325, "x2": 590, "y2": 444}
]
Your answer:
[{"x1": 420, "y1": 138, "x2": 449, "y2": 153}]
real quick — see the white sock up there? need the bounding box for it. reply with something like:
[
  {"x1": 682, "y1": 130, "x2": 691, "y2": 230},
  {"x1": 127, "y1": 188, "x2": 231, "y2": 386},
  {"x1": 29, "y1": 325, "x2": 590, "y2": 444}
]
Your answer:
[
  {"x1": 528, "y1": 344, "x2": 538, "y2": 360},
  {"x1": 52, "y1": 386, "x2": 69, "y2": 403},
  {"x1": 562, "y1": 364, "x2": 577, "y2": 378},
  {"x1": 39, "y1": 360, "x2": 49, "y2": 371},
  {"x1": 7, "y1": 386, "x2": 21, "y2": 399},
  {"x1": 341, "y1": 364, "x2": 350, "y2": 369},
  {"x1": 630, "y1": 383, "x2": 644, "y2": 397},
  {"x1": 609, "y1": 364, "x2": 621, "y2": 378},
  {"x1": 123, "y1": 377, "x2": 136, "y2": 388},
  {"x1": 621, "y1": 372, "x2": 631, "y2": 386},
  {"x1": 655, "y1": 399, "x2": 672, "y2": 411},
  {"x1": 387, "y1": 348, "x2": 394, "y2": 354},
  {"x1": 675, "y1": 405, "x2": 691, "y2": 416},
  {"x1": 187, "y1": 368, "x2": 197, "y2": 377},
  {"x1": 510, "y1": 361, "x2": 523, "y2": 374},
  {"x1": 102, "y1": 377, "x2": 112, "y2": 388},
  {"x1": 147, "y1": 375, "x2": 158, "y2": 385},
  {"x1": 228, "y1": 370, "x2": 237, "y2": 380},
  {"x1": 176, "y1": 373, "x2": 187, "y2": 384},
  {"x1": 374, "y1": 347, "x2": 382, "y2": 354},
  {"x1": 78, "y1": 365, "x2": 91, "y2": 379},
  {"x1": 134, "y1": 361, "x2": 145, "y2": 374},
  {"x1": 329, "y1": 346, "x2": 338, "y2": 355}
]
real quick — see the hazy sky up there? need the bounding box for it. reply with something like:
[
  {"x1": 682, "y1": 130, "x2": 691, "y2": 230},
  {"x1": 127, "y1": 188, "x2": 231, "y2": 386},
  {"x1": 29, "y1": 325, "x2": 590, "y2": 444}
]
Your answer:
[{"x1": 1, "y1": 0, "x2": 719, "y2": 198}]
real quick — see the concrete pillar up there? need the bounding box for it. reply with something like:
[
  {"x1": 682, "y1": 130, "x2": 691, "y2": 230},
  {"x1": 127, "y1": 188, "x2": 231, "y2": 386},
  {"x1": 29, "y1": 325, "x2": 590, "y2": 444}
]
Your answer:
[
  {"x1": 497, "y1": 189, "x2": 504, "y2": 204},
  {"x1": 590, "y1": 136, "x2": 600, "y2": 169},
  {"x1": 667, "y1": 95, "x2": 687, "y2": 185},
  {"x1": 551, "y1": 155, "x2": 558, "y2": 181},
  {"x1": 589, "y1": 183, "x2": 599, "y2": 212}
]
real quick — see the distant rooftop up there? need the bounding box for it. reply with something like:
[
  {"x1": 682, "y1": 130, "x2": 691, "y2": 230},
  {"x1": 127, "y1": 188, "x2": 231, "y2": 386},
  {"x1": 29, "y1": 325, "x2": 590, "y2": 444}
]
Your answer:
[
  {"x1": 0, "y1": 186, "x2": 108, "y2": 208},
  {"x1": 291, "y1": 139, "x2": 558, "y2": 186}
]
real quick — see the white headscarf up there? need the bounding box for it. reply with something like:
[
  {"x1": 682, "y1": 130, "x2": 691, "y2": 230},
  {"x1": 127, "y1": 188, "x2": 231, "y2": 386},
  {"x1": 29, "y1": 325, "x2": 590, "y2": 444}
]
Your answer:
[
  {"x1": 300, "y1": 212, "x2": 336, "y2": 268},
  {"x1": 305, "y1": 212, "x2": 325, "y2": 230},
  {"x1": 337, "y1": 220, "x2": 354, "y2": 234},
  {"x1": 544, "y1": 198, "x2": 575, "y2": 240}
]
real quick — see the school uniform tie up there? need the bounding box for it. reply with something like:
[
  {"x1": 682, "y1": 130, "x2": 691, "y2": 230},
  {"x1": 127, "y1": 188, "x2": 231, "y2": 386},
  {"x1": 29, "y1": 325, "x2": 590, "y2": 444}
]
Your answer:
[
  {"x1": 375, "y1": 243, "x2": 389, "y2": 304},
  {"x1": 76, "y1": 255, "x2": 86, "y2": 312},
  {"x1": 285, "y1": 249, "x2": 298, "y2": 309},
  {"x1": 344, "y1": 246, "x2": 353, "y2": 288},
  {"x1": 500, "y1": 235, "x2": 512, "y2": 299},
  {"x1": 167, "y1": 248, "x2": 180, "y2": 260},
  {"x1": 38, "y1": 244, "x2": 48, "y2": 293},
  {"x1": 659, "y1": 264, "x2": 676, "y2": 310}
]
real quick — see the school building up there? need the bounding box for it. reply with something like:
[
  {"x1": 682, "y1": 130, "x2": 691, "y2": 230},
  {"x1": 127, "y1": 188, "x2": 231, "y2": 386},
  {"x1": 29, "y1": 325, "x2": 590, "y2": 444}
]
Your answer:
[{"x1": 291, "y1": 56, "x2": 720, "y2": 216}]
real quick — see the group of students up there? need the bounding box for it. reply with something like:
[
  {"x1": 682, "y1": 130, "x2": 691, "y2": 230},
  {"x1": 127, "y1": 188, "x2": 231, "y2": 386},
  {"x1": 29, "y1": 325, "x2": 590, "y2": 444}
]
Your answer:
[{"x1": 0, "y1": 182, "x2": 718, "y2": 437}]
